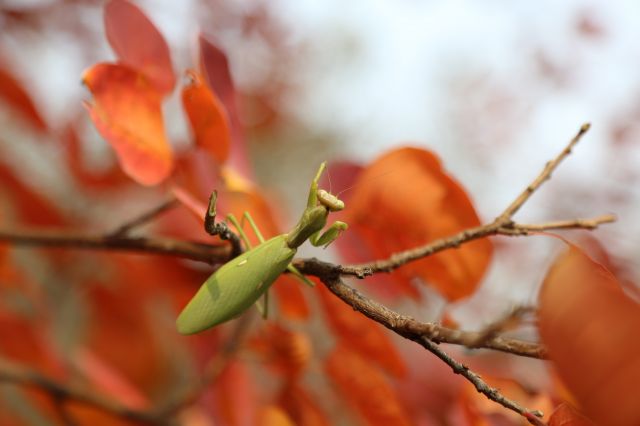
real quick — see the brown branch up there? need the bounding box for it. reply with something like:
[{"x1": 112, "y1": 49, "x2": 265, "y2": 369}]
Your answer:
[
  {"x1": 0, "y1": 230, "x2": 230, "y2": 265},
  {"x1": 0, "y1": 357, "x2": 161, "y2": 424},
  {"x1": 300, "y1": 266, "x2": 546, "y2": 358},
  {"x1": 0, "y1": 123, "x2": 612, "y2": 423},
  {"x1": 417, "y1": 337, "x2": 545, "y2": 425},
  {"x1": 497, "y1": 122, "x2": 591, "y2": 221},
  {"x1": 317, "y1": 275, "x2": 544, "y2": 423},
  {"x1": 108, "y1": 198, "x2": 178, "y2": 237},
  {"x1": 337, "y1": 213, "x2": 613, "y2": 278},
  {"x1": 338, "y1": 123, "x2": 605, "y2": 277},
  {"x1": 0, "y1": 315, "x2": 252, "y2": 424},
  {"x1": 463, "y1": 306, "x2": 534, "y2": 349}
]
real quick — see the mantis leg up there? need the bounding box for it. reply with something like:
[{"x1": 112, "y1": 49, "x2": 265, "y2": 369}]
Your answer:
[
  {"x1": 226, "y1": 214, "x2": 253, "y2": 250},
  {"x1": 227, "y1": 212, "x2": 269, "y2": 319},
  {"x1": 287, "y1": 264, "x2": 315, "y2": 287},
  {"x1": 309, "y1": 221, "x2": 348, "y2": 248}
]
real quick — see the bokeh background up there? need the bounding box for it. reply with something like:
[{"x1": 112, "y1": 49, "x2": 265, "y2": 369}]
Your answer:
[{"x1": 1, "y1": 0, "x2": 639, "y2": 343}]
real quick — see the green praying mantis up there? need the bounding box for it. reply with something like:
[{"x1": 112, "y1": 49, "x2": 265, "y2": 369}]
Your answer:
[{"x1": 176, "y1": 162, "x2": 348, "y2": 334}]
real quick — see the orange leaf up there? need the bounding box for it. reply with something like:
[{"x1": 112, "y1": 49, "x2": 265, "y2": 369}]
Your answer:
[
  {"x1": 548, "y1": 403, "x2": 596, "y2": 426},
  {"x1": 278, "y1": 383, "x2": 330, "y2": 426},
  {"x1": 104, "y1": 0, "x2": 175, "y2": 95},
  {"x1": 182, "y1": 70, "x2": 231, "y2": 164},
  {"x1": 539, "y1": 245, "x2": 640, "y2": 426},
  {"x1": 343, "y1": 147, "x2": 492, "y2": 300},
  {"x1": 272, "y1": 274, "x2": 310, "y2": 320},
  {"x1": 258, "y1": 405, "x2": 295, "y2": 426},
  {"x1": 0, "y1": 66, "x2": 47, "y2": 131},
  {"x1": 318, "y1": 285, "x2": 405, "y2": 377},
  {"x1": 83, "y1": 63, "x2": 173, "y2": 186},
  {"x1": 325, "y1": 345, "x2": 412, "y2": 425}
]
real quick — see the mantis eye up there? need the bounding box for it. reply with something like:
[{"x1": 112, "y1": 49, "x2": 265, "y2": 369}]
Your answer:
[{"x1": 317, "y1": 189, "x2": 345, "y2": 212}]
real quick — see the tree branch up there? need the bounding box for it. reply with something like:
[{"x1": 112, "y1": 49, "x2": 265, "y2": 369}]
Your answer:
[
  {"x1": 0, "y1": 314, "x2": 251, "y2": 425},
  {"x1": 0, "y1": 123, "x2": 612, "y2": 423},
  {"x1": 108, "y1": 198, "x2": 179, "y2": 237}
]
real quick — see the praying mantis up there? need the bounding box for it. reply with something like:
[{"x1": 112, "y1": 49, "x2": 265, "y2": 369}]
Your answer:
[{"x1": 176, "y1": 162, "x2": 348, "y2": 334}]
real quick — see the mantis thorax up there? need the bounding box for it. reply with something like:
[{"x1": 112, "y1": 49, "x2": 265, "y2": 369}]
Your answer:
[{"x1": 285, "y1": 205, "x2": 330, "y2": 249}]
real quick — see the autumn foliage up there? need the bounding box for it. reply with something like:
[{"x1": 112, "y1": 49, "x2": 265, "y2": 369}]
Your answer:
[{"x1": 0, "y1": 1, "x2": 637, "y2": 425}]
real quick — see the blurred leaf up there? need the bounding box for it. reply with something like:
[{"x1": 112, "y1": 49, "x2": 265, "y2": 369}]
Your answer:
[
  {"x1": 198, "y1": 34, "x2": 235, "y2": 124},
  {"x1": 199, "y1": 34, "x2": 250, "y2": 175},
  {"x1": 104, "y1": 0, "x2": 175, "y2": 95},
  {"x1": 325, "y1": 345, "x2": 412, "y2": 426},
  {"x1": 0, "y1": 162, "x2": 66, "y2": 226},
  {"x1": 62, "y1": 124, "x2": 130, "y2": 189},
  {"x1": 341, "y1": 147, "x2": 492, "y2": 300},
  {"x1": 83, "y1": 63, "x2": 173, "y2": 186},
  {"x1": 75, "y1": 348, "x2": 149, "y2": 409},
  {"x1": 182, "y1": 70, "x2": 231, "y2": 164},
  {"x1": 318, "y1": 285, "x2": 405, "y2": 377},
  {"x1": 0, "y1": 66, "x2": 47, "y2": 131},
  {"x1": 271, "y1": 274, "x2": 309, "y2": 321},
  {"x1": 548, "y1": 403, "x2": 596, "y2": 426},
  {"x1": 278, "y1": 383, "x2": 330, "y2": 426},
  {"x1": 250, "y1": 323, "x2": 311, "y2": 379},
  {"x1": 213, "y1": 360, "x2": 258, "y2": 426},
  {"x1": 539, "y1": 244, "x2": 640, "y2": 426},
  {"x1": 258, "y1": 405, "x2": 295, "y2": 426}
]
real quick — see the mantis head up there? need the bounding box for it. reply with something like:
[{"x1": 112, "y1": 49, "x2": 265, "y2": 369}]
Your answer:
[{"x1": 317, "y1": 189, "x2": 345, "y2": 212}]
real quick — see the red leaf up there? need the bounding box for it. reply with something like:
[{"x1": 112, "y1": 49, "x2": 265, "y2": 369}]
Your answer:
[
  {"x1": 0, "y1": 66, "x2": 47, "y2": 131},
  {"x1": 104, "y1": 0, "x2": 175, "y2": 95},
  {"x1": 74, "y1": 348, "x2": 149, "y2": 409},
  {"x1": 213, "y1": 360, "x2": 258, "y2": 426},
  {"x1": 342, "y1": 147, "x2": 493, "y2": 300},
  {"x1": 198, "y1": 35, "x2": 235, "y2": 119},
  {"x1": 199, "y1": 34, "x2": 250, "y2": 176},
  {"x1": 539, "y1": 245, "x2": 640, "y2": 426},
  {"x1": 182, "y1": 70, "x2": 231, "y2": 164},
  {"x1": 0, "y1": 162, "x2": 66, "y2": 226},
  {"x1": 325, "y1": 345, "x2": 412, "y2": 426},
  {"x1": 548, "y1": 403, "x2": 596, "y2": 426},
  {"x1": 318, "y1": 285, "x2": 406, "y2": 377},
  {"x1": 250, "y1": 324, "x2": 311, "y2": 379},
  {"x1": 272, "y1": 274, "x2": 310, "y2": 321},
  {"x1": 83, "y1": 63, "x2": 173, "y2": 186}
]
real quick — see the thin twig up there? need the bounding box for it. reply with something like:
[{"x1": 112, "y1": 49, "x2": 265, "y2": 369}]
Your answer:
[
  {"x1": 338, "y1": 124, "x2": 604, "y2": 277},
  {"x1": 417, "y1": 337, "x2": 545, "y2": 425},
  {"x1": 108, "y1": 198, "x2": 179, "y2": 237},
  {"x1": 0, "y1": 357, "x2": 160, "y2": 423},
  {"x1": 317, "y1": 275, "x2": 544, "y2": 423},
  {"x1": 463, "y1": 306, "x2": 534, "y2": 349},
  {"x1": 337, "y1": 213, "x2": 613, "y2": 277},
  {"x1": 158, "y1": 314, "x2": 254, "y2": 416},
  {"x1": 497, "y1": 122, "x2": 591, "y2": 221},
  {"x1": 0, "y1": 315, "x2": 253, "y2": 424},
  {"x1": 307, "y1": 272, "x2": 546, "y2": 358},
  {"x1": 0, "y1": 230, "x2": 229, "y2": 265},
  {"x1": 203, "y1": 190, "x2": 243, "y2": 257}
]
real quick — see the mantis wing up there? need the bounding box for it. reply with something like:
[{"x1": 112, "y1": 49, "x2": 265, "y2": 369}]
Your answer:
[{"x1": 176, "y1": 235, "x2": 295, "y2": 334}]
